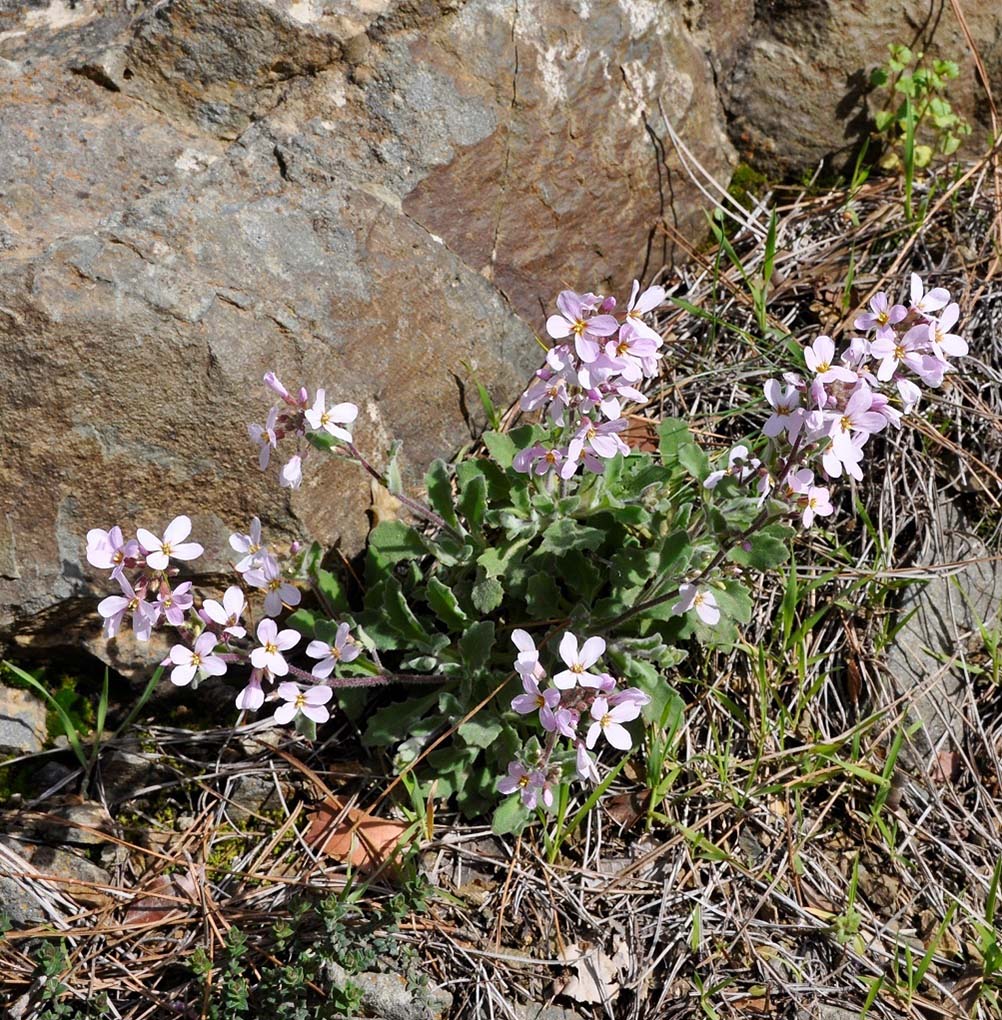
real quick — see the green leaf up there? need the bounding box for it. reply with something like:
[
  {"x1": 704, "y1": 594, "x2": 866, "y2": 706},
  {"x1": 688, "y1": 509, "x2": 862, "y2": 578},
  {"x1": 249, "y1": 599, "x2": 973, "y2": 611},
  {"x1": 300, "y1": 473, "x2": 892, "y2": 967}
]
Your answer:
[
  {"x1": 525, "y1": 572, "x2": 564, "y2": 619},
  {"x1": 492, "y1": 794, "x2": 531, "y2": 836},
  {"x1": 459, "y1": 716, "x2": 504, "y2": 749},
  {"x1": 384, "y1": 439, "x2": 405, "y2": 494},
  {"x1": 726, "y1": 526, "x2": 791, "y2": 571},
  {"x1": 363, "y1": 692, "x2": 440, "y2": 747},
  {"x1": 677, "y1": 442, "x2": 709, "y2": 482},
  {"x1": 457, "y1": 469, "x2": 487, "y2": 534},
  {"x1": 482, "y1": 430, "x2": 517, "y2": 469},
  {"x1": 381, "y1": 577, "x2": 432, "y2": 645},
  {"x1": 294, "y1": 713, "x2": 318, "y2": 742},
  {"x1": 657, "y1": 528, "x2": 693, "y2": 577},
  {"x1": 313, "y1": 566, "x2": 350, "y2": 614},
  {"x1": 367, "y1": 520, "x2": 426, "y2": 568},
  {"x1": 425, "y1": 459, "x2": 460, "y2": 532},
  {"x1": 658, "y1": 418, "x2": 694, "y2": 464},
  {"x1": 459, "y1": 621, "x2": 495, "y2": 672},
  {"x1": 538, "y1": 519, "x2": 605, "y2": 555},
  {"x1": 426, "y1": 576, "x2": 469, "y2": 629},
  {"x1": 712, "y1": 578, "x2": 753, "y2": 624},
  {"x1": 472, "y1": 576, "x2": 504, "y2": 614}
]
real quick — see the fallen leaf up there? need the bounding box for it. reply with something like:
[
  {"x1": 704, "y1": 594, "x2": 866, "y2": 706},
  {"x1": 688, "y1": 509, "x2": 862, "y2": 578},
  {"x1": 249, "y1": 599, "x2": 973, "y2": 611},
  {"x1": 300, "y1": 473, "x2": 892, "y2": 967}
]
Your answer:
[
  {"x1": 306, "y1": 797, "x2": 411, "y2": 874},
  {"x1": 553, "y1": 940, "x2": 629, "y2": 1004}
]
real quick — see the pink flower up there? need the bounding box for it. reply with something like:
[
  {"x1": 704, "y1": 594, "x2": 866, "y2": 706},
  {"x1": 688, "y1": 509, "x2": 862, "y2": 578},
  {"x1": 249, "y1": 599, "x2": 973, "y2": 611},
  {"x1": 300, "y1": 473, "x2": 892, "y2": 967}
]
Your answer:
[
  {"x1": 512, "y1": 444, "x2": 567, "y2": 477},
  {"x1": 546, "y1": 290, "x2": 619, "y2": 363},
  {"x1": 235, "y1": 670, "x2": 266, "y2": 712},
  {"x1": 496, "y1": 761, "x2": 547, "y2": 809},
  {"x1": 156, "y1": 581, "x2": 193, "y2": 627},
  {"x1": 304, "y1": 388, "x2": 358, "y2": 443},
  {"x1": 566, "y1": 418, "x2": 629, "y2": 466},
  {"x1": 624, "y1": 279, "x2": 666, "y2": 343},
  {"x1": 248, "y1": 406, "x2": 279, "y2": 470},
  {"x1": 250, "y1": 618, "x2": 300, "y2": 676},
  {"x1": 704, "y1": 445, "x2": 760, "y2": 489},
  {"x1": 928, "y1": 303, "x2": 968, "y2": 358},
  {"x1": 763, "y1": 380, "x2": 803, "y2": 440},
  {"x1": 511, "y1": 629, "x2": 544, "y2": 680},
  {"x1": 86, "y1": 526, "x2": 139, "y2": 580},
  {"x1": 585, "y1": 697, "x2": 641, "y2": 751},
  {"x1": 202, "y1": 585, "x2": 247, "y2": 638},
  {"x1": 273, "y1": 682, "x2": 332, "y2": 725},
  {"x1": 869, "y1": 327, "x2": 930, "y2": 382},
  {"x1": 854, "y1": 292, "x2": 906, "y2": 339},
  {"x1": 229, "y1": 517, "x2": 270, "y2": 573},
  {"x1": 553, "y1": 632, "x2": 606, "y2": 690},
  {"x1": 801, "y1": 485, "x2": 834, "y2": 528},
  {"x1": 168, "y1": 632, "x2": 228, "y2": 687},
  {"x1": 137, "y1": 516, "x2": 203, "y2": 572},
  {"x1": 804, "y1": 336, "x2": 857, "y2": 385},
  {"x1": 306, "y1": 622, "x2": 361, "y2": 679},
  {"x1": 827, "y1": 384, "x2": 886, "y2": 461},
  {"x1": 244, "y1": 556, "x2": 301, "y2": 617},
  {"x1": 279, "y1": 455, "x2": 303, "y2": 490},
  {"x1": 576, "y1": 742, "x2": 600, "y2": 783},
  {"x1": 602, "y1": 322, "x2": 660, "y2": 382},
  {"x1": 511, "y1": 673, "x2": 560, "y2": 717},
  {"x1": 672, "y1": 583, "x2": 720, "y2": 625},
  {"x1": 909, "y1": 273, "x2": 950, "y2": 315},
  {"x1": 97, "y1": 575, "x2": 157, "y2": 640},
  {"x1": 263, "y1": 371, "x2": 291, "y2": 402},
  {"x1": 520, "y1": 370, "x2": 572, "y2": 425}
]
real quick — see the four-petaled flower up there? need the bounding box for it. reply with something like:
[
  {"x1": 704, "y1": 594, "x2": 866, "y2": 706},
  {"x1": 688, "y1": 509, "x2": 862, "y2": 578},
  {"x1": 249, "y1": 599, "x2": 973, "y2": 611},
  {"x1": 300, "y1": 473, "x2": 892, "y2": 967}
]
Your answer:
[
  {"x1": 672, "y1": 583, "x2": 720, "y2": 625},
  {"x1": 586, "y1": 697, "x2": 641, "y2": 751},
  {"x1": 250, "y1": 618, "x2": 300, "y2": 676},
  {"x1": 305, "y1": 388, "x2": 358, "y2": 443},
  {"x1": 546, "y1": 290, "x2": 620, "y2": 363},
  {"x1": 306, "y1": 622, "x2": 361, "y2": 679},
  {"x1": 137, "y1": 516, "x2": 203, "y2": 572},
  {"x1": 243, "y1": 556, "x2": 301, "y2": 617},
  {"x1": 274, "y1": 682, "x2": 333, "y2": 725},
  {"x1": 553, "y1": 632, "x2": 606, "y2": 689},
  {"x1": 202, "y1": 585, "x2": 247, "y2": 638},
  {"x1": 169, "y1": 632, "x2": 228, "y2": 687}
]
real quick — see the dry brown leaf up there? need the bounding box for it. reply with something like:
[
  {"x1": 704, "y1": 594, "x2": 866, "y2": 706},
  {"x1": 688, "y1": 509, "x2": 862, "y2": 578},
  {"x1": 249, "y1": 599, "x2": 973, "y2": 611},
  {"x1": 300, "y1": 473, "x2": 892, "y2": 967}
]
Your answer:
[
  {"x1": 306, "y1": 797, "x2": 411, "y2": 874},
  {"x1": 553, "y1": 939, "x2": 630, "y2": 1004}
]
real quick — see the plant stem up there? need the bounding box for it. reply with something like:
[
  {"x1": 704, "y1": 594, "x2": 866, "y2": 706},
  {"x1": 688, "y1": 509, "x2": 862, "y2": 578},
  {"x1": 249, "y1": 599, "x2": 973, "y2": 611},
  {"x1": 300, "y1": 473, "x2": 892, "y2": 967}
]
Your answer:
[{"x1": 345, "y1": 442, "x2": 463, "y2": 541}]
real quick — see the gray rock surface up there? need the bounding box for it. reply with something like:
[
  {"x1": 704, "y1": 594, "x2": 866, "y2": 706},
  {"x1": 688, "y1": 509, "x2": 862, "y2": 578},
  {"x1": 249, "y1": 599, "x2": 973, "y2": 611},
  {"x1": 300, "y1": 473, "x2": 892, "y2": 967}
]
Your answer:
[
  {"x1": 0, "y1": 684, "x2": 47, "y2": 756},
  {"x1": 0, "y1": 0, "x2": 735, "y2": 646},
  {"x1": 885, "y1": 503, "x2": 1002, "y2": 761}
]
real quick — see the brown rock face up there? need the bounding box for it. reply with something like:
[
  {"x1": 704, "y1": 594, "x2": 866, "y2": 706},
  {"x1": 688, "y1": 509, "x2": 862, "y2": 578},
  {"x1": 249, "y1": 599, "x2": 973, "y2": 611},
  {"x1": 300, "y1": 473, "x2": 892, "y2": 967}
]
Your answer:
[
  {"x1": 0, "y1": 0, "x2": 736, "y2": 646},
  {"x1": 715, "y1": 0, "x2": 1002, "y2": 178}
]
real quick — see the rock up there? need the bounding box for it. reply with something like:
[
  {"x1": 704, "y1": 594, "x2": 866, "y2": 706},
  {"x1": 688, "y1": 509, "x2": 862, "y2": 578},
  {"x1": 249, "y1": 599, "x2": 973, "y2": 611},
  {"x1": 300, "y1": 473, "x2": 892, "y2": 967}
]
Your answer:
[
  {"x1": 24, "y1": 844, "x2": 112, "y2": 908},
  {"x1": 0, "y1": 0, "x2": 736, "y2": 646},
  {"x1": 885, "y1": 502, "x2": 1002, "y2": 763},
  {"x1": 717, "y1": 0, "x2": 1002, "y2": 178},
  {"x1": 324, "y1": 961, "x2": 452, "y2": 1020},
  {"x1": 36, "y1": 800, "x2": 112, "y2": 846},
  {"x1": 99, "y1": 747, "x2": 167, "y2": 803},
  {"x1": 224, "y1": 773, "x2": 282, "y2": 824},
  {"x1": 0, "y1": 683, "x2": 47, "y2": 755}
]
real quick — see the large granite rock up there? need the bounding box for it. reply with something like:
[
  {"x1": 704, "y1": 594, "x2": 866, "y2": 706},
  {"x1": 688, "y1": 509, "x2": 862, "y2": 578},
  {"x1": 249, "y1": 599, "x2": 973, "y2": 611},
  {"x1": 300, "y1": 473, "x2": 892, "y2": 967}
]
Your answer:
[{"x1": 0, "y1": 0, "x2": 737, "y2": 646}]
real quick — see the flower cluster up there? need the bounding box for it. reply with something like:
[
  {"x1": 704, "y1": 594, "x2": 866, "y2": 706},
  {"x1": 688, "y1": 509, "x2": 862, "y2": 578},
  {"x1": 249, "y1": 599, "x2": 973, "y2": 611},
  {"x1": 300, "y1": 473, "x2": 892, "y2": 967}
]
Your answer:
[
  {"x1": 249, "y1": 372, "x2": 359, "y2": 490},
  {"x1": 706, "y1": 273, "x2": 968, "y2": 527},
  {"x1": 513, "y1": 282, "x2": 666, "y2": 479},
  {"x1": 497, "y1": 630, "x2": 651, "y2": 809},
  {"x1": 87, "y1": 514, "x2": 361, "y2": 730}
]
